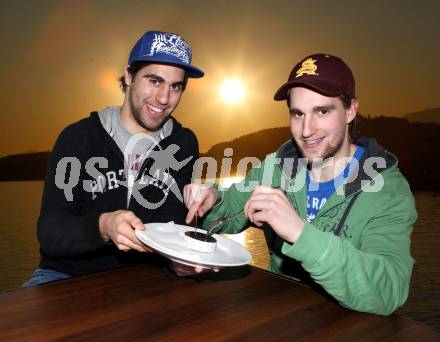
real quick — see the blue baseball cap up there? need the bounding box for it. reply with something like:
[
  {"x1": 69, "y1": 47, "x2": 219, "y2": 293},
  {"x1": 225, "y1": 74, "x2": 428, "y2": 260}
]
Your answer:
[{"x1": 128, "y1": 30, "x2": 204, "y2": 78}]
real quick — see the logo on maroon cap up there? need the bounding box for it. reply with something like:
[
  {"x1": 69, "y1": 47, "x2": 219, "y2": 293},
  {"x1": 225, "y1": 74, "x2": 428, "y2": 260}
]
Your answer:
[{"x1": 295, "y1": 58, "x2": 318, "y2": 78}]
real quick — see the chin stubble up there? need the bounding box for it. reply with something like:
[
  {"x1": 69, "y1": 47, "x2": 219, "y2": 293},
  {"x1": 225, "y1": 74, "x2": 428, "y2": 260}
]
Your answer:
[
  {"x1": 130, "y1": 96, "x2": 167, "y2": 133},
  {"x1": 303, "y1": 136, "x2": 345, "y2": 168}
]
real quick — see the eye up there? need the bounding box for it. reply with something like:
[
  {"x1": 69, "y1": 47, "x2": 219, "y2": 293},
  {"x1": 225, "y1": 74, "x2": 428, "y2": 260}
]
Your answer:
[
  {"x1": 290, "y1": 110, "x2": 304, "y2": 118},
  {"x1": 317, "y1": 108, "x2": 331, "y2": 116},
  {"x1": 148, "y1": 78, "x2": 161, "y2": 86},
  {"x1": 170, "y1": 84, "x2": 183, "y2": 92}
]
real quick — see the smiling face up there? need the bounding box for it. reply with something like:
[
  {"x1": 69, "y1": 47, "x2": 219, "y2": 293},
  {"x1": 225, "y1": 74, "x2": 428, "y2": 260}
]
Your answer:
[
  {"x1": 121, "y1": 63, "x2": 186, "y2": 134},
  {"x1": 289, "y1": 87, "x2": 357, "y2": 165}
]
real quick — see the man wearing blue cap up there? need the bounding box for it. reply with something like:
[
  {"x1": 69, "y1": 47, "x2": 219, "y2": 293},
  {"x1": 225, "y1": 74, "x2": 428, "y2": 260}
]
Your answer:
[{"x1": 23, "y1": 31, "x2": 204, "y2": 286}]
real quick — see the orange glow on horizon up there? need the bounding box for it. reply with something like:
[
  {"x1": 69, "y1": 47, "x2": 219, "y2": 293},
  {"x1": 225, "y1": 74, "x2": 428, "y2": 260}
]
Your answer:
[{"x1": 99, "y1": 68, "x2": 120, "y2": 96}]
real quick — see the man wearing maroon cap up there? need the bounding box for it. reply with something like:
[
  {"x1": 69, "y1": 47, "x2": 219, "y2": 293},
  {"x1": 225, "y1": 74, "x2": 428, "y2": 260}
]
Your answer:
[{"x1": 184, "y1": 54, "x2": 416, "y2": 315}]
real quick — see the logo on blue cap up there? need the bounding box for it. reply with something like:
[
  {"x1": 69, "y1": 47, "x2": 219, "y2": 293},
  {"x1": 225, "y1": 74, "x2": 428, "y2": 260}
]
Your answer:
[
  {"x1": 147, "y1": 33, "x2": 191, "y2": 64},
  {"x1": 128, "y1": 31, "x2": 204, "y2": 78}
]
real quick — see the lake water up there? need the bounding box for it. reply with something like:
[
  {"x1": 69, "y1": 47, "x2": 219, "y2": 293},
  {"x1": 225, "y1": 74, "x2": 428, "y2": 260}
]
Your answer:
[{"x1": 0, "y1": 181, "x2": 439, "y2": 329}]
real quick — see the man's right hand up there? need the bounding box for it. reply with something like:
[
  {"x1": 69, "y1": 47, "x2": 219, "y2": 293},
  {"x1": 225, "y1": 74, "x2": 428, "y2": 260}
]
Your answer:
[
  {"x1": 183, "y1": 184, "x2": 219, "y2": 224},
  {"x1": 99, "y1": 210, "x2": 152, "y2": 252}
]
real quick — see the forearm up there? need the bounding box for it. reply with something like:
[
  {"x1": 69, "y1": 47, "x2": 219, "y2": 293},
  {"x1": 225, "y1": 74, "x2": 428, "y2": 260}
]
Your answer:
[
  {"x1": 282, "y1": 224, "x2": 413, "y2": 315},
  {"x1": 36, "y1": 123, "x2": 109, "y2": 257},
  {"x1": 38, "y1": 210, "x2": 107, "y2": 257}
]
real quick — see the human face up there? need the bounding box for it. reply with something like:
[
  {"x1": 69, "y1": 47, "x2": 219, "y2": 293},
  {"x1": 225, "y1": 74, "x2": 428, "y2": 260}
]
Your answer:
[
  {"x1": 124, "y1": 64, "x2": 185, "y2": 134},
  {"x1": 289, "y1": 87, "x2": 357, "y2": 164}
]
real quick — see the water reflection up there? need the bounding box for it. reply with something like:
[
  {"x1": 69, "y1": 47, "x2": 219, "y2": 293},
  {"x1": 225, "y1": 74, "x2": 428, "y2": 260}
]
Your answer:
[
  {"x1": 218, "y1": 176, "x2": 245, "y2": 189},
  {"x1": 218, "y1": 177, "x2": 269, "y2": 269},
  {"x1": 224, "y1": 228, "x2": 269, "y2": 270},
  {"x1": 0, "y1": 181, "x2": 439, "y2": 329}
]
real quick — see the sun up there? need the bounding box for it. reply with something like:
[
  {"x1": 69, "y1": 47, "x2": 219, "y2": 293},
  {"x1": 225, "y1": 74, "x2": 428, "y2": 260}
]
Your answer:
[{"x1": 220, "y1": 79, "x2": 246, "y2": 104}]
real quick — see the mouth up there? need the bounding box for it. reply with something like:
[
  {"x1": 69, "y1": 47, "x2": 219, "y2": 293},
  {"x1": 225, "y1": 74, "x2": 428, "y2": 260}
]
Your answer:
[
  {"x1": 146, "y1": 104, "x2": 166, "y2": 116},
  {"x1": 301, "y1": 137, "x2": 324, "y2": 148}
]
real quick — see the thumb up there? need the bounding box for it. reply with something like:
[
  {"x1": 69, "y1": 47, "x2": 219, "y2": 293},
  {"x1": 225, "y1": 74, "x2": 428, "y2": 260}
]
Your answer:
[{"x1": 126, "y1": 211, "x2": 145, "y2": 230}]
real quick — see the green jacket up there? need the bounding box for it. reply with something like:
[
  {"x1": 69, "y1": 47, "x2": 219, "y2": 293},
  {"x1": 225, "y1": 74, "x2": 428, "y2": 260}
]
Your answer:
[{"x1": 204, "y1": 137, "x2": 416, "y2": 315}]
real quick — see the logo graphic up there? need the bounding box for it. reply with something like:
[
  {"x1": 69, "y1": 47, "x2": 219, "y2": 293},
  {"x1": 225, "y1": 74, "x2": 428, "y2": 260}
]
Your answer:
[
  {"x1": 54, "y1": 145, "x2": 386, "y2": 205},
  {"x1": 148, "y1": 33, "x2": 191, "y2": 63},
  {"x1": 122, "y1": 133, "x2": 192, "y2": 209},
  {"x1": 295, "y1": 58, "x2": 318, "y2": 78}
]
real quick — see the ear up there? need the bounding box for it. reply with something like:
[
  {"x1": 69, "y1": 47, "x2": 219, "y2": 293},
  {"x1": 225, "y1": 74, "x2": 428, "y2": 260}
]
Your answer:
[
  {"x1": 347, "y1": 98, "x2": 358, "y2": 124},
  {"x1": 124, "y1": 65, "x2": 133, "y2": 87}
]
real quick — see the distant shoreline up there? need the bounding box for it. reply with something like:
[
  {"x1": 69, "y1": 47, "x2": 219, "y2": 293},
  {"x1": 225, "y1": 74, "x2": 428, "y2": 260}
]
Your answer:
[
  {"x1": 0, "y1": 180, "x2": 438, "y2": 194},
  {"x1": 0, "y1": 179, "x2": 46, "y2": 182},
  {"x1": 1, "y1": 116, "x2": 439, "y2": 191}
]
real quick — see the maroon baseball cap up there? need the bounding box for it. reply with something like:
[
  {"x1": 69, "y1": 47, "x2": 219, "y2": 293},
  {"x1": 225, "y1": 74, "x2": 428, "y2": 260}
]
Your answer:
[{"x1": 274, "y1": 53, "x2": 355, "y2": 101}]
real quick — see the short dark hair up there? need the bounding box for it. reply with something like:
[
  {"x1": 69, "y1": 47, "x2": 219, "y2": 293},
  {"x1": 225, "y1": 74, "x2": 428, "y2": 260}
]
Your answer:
[
  {"x1": 286, "y1": 92, "x2": 361, "y2": 142},
  {"x1": 339, "y1": 95, "x2": 361, "y2": 143},
  {"x1": 118, "y1": 61, "x2": 188, "y2": 93}
]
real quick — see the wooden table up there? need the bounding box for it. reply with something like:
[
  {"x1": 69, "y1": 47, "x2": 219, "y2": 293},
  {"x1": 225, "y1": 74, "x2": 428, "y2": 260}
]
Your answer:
[{"x1": 0, "y1": 265, "x2": 439, "y2": 341}]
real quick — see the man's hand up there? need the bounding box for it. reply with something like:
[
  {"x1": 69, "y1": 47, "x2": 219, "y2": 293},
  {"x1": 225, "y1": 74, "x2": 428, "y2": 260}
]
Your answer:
[
  {"x1": 244, "y1": 186, "x2": 305, "y2": 243},
  {"x1": 99, "y1": 210, "x2": 153, "y2": 252},
  {"x1": 183, "y1": 184, "x2": 219, "y2": 224}
]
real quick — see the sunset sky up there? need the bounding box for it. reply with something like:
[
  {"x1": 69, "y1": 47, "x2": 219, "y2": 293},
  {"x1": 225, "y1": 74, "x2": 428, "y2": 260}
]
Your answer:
[{"x1": 1, "y1": 0, "x2": 439, "y2": 156}]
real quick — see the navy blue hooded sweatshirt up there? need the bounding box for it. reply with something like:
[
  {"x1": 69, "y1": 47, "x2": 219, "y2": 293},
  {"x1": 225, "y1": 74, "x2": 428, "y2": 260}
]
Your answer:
[{"x1": 37, "y1": 112, "x2": 198, "y2": 276}]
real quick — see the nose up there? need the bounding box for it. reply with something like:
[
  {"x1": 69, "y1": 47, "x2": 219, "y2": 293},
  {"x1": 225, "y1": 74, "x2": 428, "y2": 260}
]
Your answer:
[
  {"x1": 156, "y1": 85, "x2": 170, "y2": 105},
  {"x1": 302, "y1": 114, "x2": 316, "y2": 138}
]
